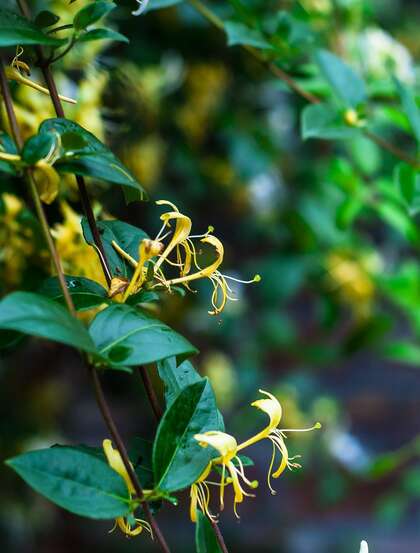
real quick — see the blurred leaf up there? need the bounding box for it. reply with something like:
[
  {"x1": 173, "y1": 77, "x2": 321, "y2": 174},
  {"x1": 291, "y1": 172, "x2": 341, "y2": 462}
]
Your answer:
[
  {"x1": 302, "y1": 103, "x2": 359, "y2": 140},
  {"x1": 0, "y1": 292, "x2": 97, "y2": 354},
  {"x1": 394, "y1": 163, "x2": 420, "y2": 216},
  {"x1": 375, "y1": 492, "x2": 407, "y2": 527},
  {"x1": 224, "y1": 21, "x2": 273, "y2": 49},
  {"x1": 335, "y1": 197, "x2": 364, "y2": 230},
  {"x1": 78, "y1": 28, "x2": 129, "y2": 43},
  {"x1": 375, "y1": 199, "x2": 420, "y2": 243},
  {"x1": 383, "y1": 340, "x2": 420, "y2": 365},
  {"x1": 195, "y1": 511, "x2": 222, "y2": 553},
  {"x1": 34, "y1": 10, "x2": 60, "y2": 28},
  {"x1": 146, "y1": 0, "x2": 184, "y2": 10},
  {"x1": 6, "y1": 447, "x2": 130, "y2": 519},
  {"x1": 39, "y1": 119, "x2": 147, "y2": 202},
  {"x1": 394, "y1": 78, "x2": 420, "y2": 143},
  {"x1": 153, "y1": 379, "x2": 222, "y2": 492},
  {"x1": 89, "y1": 304, "x2": 198, "y2": 369},
  {"x1": 81, "y1": 218, "x2": 149, "y2": 279},
  {"x1": 0, "y1": 8, "x2": 66, "y2": 46},
  {"x1": 73, "y1": 1, "x2": 116, "y2": 31},
  {"x1": 39, "y1": 276, "x2": 109, "y2": 311},
  {"x1": 315, "y1": 49, "x2": 367, "y2": 107}
]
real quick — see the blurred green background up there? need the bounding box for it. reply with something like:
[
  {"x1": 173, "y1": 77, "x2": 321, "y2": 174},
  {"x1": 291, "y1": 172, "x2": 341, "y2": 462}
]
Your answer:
[{"x1": 1, "y1": 0, "x2": 420, "y2": 551}]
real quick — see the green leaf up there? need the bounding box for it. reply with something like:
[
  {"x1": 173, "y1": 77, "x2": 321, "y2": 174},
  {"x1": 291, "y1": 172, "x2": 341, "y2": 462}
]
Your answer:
[
  {"x1": 81, "y1": 218, "x2": 149, "y2": 279},
  {"x1": 153, "y1": 379, "x2": 222, "y2": 492},
  {"x1": 157, "y1": 357, "x2": 202, "y2": 407},
  {"x1": 39, "y1": 276, "x2": 109, "y2": 312},
  {"x1": 395, "y1": 163, "x2": 420, "y2": 216},
  {"x1": 78, "y1": 27, "x2": 129, "y2": 43},
  {"x1": 383, "y1": 340, "x2": 420, "y2": 365},
  {"x1": 39, "y1": 119, "x2": 147, "y2": 202},
  {"x1": 0, "y1": 292, "x2": 97, "y2": 354},
  {"x1": 0, "y1": 8, "x2": 66, "y2": 47},
  {"x1": 74, "y1": 1, "x2": 116, "y2": 31},
  {"x1": 34, "y1": 10, "x2": 60, "y2": 28},
  {"x1": 375, "y1": 199, "x2": 420, "y2": 243},
  {"x1": 301, "y1": 103, "x2": 359, "y2": 140},
  {"x1": 129, "y1": 438, "x2": 154, "y2": 488},
  {"x1": 126, "y1": 290, "x2": 160, "y2": 306},
  {"x1": 6, "y1": 446, "x2": 130, "y2": 519},
  {"x1": 146, "y1": 0, "x2": 184, "y2": 11},
  {"x1": 89, "y1": 304, "x2": 198, "y2": 368},
  {"x1": 22, "y1": 133, "x2": 57, "y2": 165},
  {"x1": 224, "y1": 21, "x2": 273, "y2": 50},
  {"x1": 394, "y1": 78, "x2": 420, "y2": 143},
  {"x1": 315, "y1": 49, "x2": 367, "y2": 107},
  {"x1": 195, "y1": 511, "x2": 222, "y2": 553}
]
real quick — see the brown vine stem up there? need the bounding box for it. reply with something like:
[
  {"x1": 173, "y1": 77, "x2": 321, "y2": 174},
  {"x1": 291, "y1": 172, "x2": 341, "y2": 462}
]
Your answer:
[
  {"x1": 0, "y1": 55, "x2": 171, "y2": 553},
  {"x1": 0, "y1": 57, "x2": 75, "y2": 316},
  {"x1": 188, "y1": 0, "x2": 420, "y2": 169}
]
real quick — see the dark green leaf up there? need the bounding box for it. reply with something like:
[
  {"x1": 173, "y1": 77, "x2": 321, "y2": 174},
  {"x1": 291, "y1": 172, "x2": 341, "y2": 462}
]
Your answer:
[
  {"x1": 157, "y1": 357, "x2": 202, "y2": 407},
  {"x1": 153, "y1": 379, "x2": 222, "y2": 492},
  {"x1": 195, "y1": 511, "x2": 222, "y2": 553},
  {"x1": 39, "y1": 276, "x2": 109, "y2": 311},
  {"x1": 302, "y1": 103, "x2": 359, "y2": 140},
  {"x1": 129, "y1": 438, "x2": 154, "y2": 488},
  {"x1": 6, "y1": 446, "x2": 130, "y2": 519},
  {"x1": 74, "y1": 1, "x2": 116, "y2": 31},
  {"x1": 225, "y1": 21, "x2": 273, "y2": 50},
  {"x1": 315, "y1": 49, "x2": 367, "y2": 107},
  {"x1": 126, "y1": 290, "x2": 160, "y2": 306},
  {"x1": 78, "y1": 27, "x2": 129, "y2": 43},
  {"x1": 39, "y1": 119, "x2": 147, "y2": 202},
  {"x1": 395, "y1": 78, "x2": 420, "y2": 143},
  {"x1": 0, "y1": 8, "x2": 66, "y2": 46},
  {"x1": 81, "y1": 218, "x2": 149, "y2": 279},
  {"x1": 383, "y1": 340, "x2": 420, "y2": 365},
  {"x1": 89, "y1": 304, "x2": 198, "y2": 368},
  {"x1": 0, "y1": 292, "x2": 97, "y2": 354},
  {"x1": 22, "y1": 133, "x2": 57, "y2": 165},
  {"x1": 34, "y1": 10, "x2": 60, "y2": 28}
]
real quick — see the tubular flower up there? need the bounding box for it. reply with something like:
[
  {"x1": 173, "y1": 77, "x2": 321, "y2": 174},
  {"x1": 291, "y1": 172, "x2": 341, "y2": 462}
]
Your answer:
[
  {"x1": 112, "y1": 200, "x2": 260, "y2": 314},
  {"x1": 193, "y1": 431, "x2": 258, "y2": 519},
  {"x1": 132, "y1": 0, "x2": 150, "y2": 15},
  {"x1": 359, "y1": 541, "x2": 369, "y2": 553},
  {"x1": 102, "y1": 439, "x2": 152, "y2": 538},
  {"x1": 237, "y1": 390, "x2": 321, "y2": 494}
]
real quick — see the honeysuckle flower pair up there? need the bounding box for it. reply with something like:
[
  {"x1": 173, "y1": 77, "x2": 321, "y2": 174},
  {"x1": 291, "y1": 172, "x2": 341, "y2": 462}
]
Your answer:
[
  {"x1": 111, "y1": 200, "x2": 260, "y2": 314},
  {"x1": 190, "y1": 390, "x2": 321, "y2": 522},
  {"x1": 103, "y1": 439, "x2": 152, "y2": 538}
]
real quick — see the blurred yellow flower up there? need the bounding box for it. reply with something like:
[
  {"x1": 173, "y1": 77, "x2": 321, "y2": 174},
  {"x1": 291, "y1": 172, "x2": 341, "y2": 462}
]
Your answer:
[{"x1": 52, "y1": 202, "x2": 107, "y2": 286}]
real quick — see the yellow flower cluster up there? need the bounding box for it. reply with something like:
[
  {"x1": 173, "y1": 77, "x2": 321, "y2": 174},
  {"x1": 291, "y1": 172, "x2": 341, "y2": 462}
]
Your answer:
[
  {"x1": 0, "y1": 193, "x2": 35, "y2": 289},
  {"x1": 112, "y1": 200, "x2": 260, "y2": 314},
  {"x1": 191, "y1": 390, "x2": 321, "y2": 521},
  {"x1": 176, "y1": 63, "x2": 229, "y2": 144}
]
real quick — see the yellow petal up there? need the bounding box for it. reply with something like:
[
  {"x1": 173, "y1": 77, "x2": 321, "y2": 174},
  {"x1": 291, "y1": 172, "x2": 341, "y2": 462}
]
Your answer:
[
  {"x1": 102, "y1": 439, "x2": 135, "y2": 494},
  {"x1": 5, "y1": 67, "x2": 77, "y2": 104},
  {"x1": 32, "y1": 160, "x2": 60, "y2": 204},
  {"x1": 194, "y1": 431, "x2": 238, "y2": 463},
  {"x1": 154, "y1": 211, "x2": 192, "y2": 272},
  {"x1": 251, "y1": 389, "x2": 282, "y2": 429}
]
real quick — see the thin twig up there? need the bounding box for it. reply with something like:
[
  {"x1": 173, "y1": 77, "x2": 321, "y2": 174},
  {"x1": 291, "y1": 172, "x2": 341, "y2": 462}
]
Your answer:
[
  {"x1": 209, "y1": 517, "x2": 229, "y2": 553},
  {"x1": 188, "y1": 0, "x2": 420, "y2": 168},
  {"x1": 138, "y1": 366, "x2": 164, "y2": 420}
]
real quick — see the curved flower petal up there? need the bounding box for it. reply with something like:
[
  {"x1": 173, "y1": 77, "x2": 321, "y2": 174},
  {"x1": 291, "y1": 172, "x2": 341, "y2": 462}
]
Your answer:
[
  {"x1": 102, "y1": 439, "x2": 135, "y2": 495},
  {"x1": 194, "y1": 431, "x2": 238, "y2": 463}
]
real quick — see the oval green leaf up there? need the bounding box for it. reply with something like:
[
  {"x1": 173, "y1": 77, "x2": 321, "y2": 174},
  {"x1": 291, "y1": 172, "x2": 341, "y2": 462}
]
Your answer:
[
  {"x1": 89, "y1": 304, "x2": 198, "y2": 368},
  {"x1": 0, "y1": 8, "x2": 66, "y2": 47},
  {"x1": 6, "y1": 446, "x2": 130, "y2": 519},
  {"x1": 153, "y1": 379, "x2": 222, "y2": 492}
]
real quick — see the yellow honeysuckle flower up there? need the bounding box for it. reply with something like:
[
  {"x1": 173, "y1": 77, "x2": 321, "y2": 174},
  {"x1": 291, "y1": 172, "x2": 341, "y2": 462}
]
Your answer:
[
  {"x1": 193, "y1": 431, "x2": 258, "y2": 519},
  {"x1": 237, "y1": 390, "x2": 321, "y2": 494},
  {"x1": 102, "y1": 439, "x2": 152, "y2": 538},
  {"x1": 112, "y1": 200, "x2": 260, "y2": 315}
]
